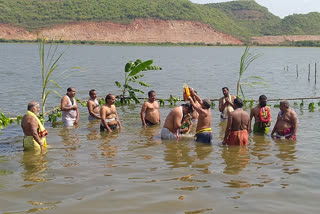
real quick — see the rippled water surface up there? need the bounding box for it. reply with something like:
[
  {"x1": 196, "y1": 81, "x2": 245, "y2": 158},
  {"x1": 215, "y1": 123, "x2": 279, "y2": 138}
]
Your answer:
[{"x1": 0, "y1": 44, "x2": 320, "y2": 213}]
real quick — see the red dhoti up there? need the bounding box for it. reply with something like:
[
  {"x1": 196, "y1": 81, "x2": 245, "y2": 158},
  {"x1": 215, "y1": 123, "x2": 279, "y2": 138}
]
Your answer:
[{"x1": 226, "y1": 130, "x2": 248, "y2": 146}]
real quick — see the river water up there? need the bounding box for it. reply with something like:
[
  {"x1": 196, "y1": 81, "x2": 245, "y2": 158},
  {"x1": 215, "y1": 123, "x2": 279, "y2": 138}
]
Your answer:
[{"x1": 0, "y1": 44, "x2": 320, "y2": 213}]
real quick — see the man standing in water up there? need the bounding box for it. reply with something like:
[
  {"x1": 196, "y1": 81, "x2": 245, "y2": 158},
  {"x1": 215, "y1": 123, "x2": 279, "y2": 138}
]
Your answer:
[
  {"x1": 219, "y1": 87, "x2": 236, "y2": 119},
  {"x1": 223, "y1": 98, "x2": 250, "y2": 146},
  {"x1": 161, "y1": 103, "x2": 193, "y2": 140},
  {"x1": 100, "y1": 93, "x2": 122, "y2": 132},
  {"x1": 140, "y1": 90, "x2": 160, "y2": 127},
  {"x1": 87, "y1": 89, "x2": 101, "y2": 120},
  {"x1": 188, "y1": 88, "x2": 212, "y2": 144},
  {"x1": 250, "y1": 95, "x2": 272, "y2": 134},
  {"x1": 61, "y1": 87, "x2": 79, "y2": 126},
  {"x1": 271, "y1": 100, "x2": 298, "y2": 140},
  {"x1": 21, "y1": 102, "x2": 48, "y2": 153}
]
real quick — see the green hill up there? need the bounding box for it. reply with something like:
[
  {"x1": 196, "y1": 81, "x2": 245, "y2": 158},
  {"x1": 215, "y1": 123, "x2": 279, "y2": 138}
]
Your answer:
[{"x1": 0, "y1": 0, "x2": 320, "y2": 40}]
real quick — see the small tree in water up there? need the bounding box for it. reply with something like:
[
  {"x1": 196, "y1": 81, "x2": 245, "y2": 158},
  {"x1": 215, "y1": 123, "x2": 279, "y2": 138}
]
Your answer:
[
  {"x1": 39, "y1": 37, "x2": 82, "y2": 121},
  {"x1": 237, "y1": 46, "x2": 266, "y2": 98},
  {"x1": 115, "y1": 59, "x2": 162, "y2": 104}
]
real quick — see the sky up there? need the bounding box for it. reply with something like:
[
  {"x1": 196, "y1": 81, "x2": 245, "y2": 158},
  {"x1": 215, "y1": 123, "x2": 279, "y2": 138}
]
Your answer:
[{"x1": 190, "y1": 0, "x2": 320, "y2": 18}]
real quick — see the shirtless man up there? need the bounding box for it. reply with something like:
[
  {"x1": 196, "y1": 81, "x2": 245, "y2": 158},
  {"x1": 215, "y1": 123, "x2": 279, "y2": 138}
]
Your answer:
[
  {"x1": 189, "y1": 88, "x2": 212, "y2": 143},
  {"x1": 250, "y1": 95, "x2": 272, "y2": 134},
  {"x1": 21, "y1": 102, "x2": 48, "y2": 153},
  {"x1": 87, "y1": 89, "x2": 101, "y2": 120},
  {"x1": 61, "y1": 87, "x2": 79, "y2": 126},
  {"x1": 223, "y1": 98, "x2": 250, "y2": 146},
  {"x1": 271, "y1": 100, "x2": 298, "y2": 140},
  {"x1": 219, "y1": 87, "x2": 236, "y2": 119},
  {"x1": 100, "y1": 94, "x2": 122, "y2": 132},
  {"x1": 161, "y1": 103, "x2": 193, "y2": 140},
  {"x1": 140, "y1": 90, "x2": 160, "y2": 127}
]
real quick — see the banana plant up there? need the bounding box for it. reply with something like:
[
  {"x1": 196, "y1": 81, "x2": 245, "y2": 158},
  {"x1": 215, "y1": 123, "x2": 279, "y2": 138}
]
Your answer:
[
  {"x1": 237, "y1": 46, "x2": 266, "y2": 98},
  {"x1": 115, "y1": 59, "x2": 162, "y2": 104}
]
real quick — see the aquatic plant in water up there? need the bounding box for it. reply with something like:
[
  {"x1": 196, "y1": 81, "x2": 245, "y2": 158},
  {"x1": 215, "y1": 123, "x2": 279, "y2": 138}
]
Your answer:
[
  {"x1": 237, "y1": 46, "x2": 266, "y2": 98},
  {"x1": 115, "y1": 59, "x2": 162, "y2": 104}
]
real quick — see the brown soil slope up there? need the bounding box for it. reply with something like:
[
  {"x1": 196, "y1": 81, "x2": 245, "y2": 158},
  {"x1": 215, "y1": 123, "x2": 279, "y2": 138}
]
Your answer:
[
  {"x1": 0, "y1": 19, "x2": 242, "y2": 45},
  {"x1": 252, "y1": 35, "x2": 320, "y2": 45}
]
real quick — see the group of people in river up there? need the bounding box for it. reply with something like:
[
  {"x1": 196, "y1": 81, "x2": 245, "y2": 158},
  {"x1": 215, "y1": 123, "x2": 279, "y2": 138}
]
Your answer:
[{"x1": 21, "y1": 86, "x2": 298, "y2": 153}]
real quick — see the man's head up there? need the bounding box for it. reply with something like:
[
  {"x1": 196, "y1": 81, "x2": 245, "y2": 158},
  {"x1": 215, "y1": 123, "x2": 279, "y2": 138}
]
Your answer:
[
  {"x1": 28, "y1": 101, "x2": 40, "y2": 116},
  {"x1": 234, "y1": 98, "x2": 243, "y2": 109},
  {"x1": 105, "y1": 93, "x2": 116, "y2": 105},
  {"x1": 89, "y1": 89, "x2": 97, "y2": 100},
  {"x1": 201, "y1": 99, "x2": 211, "y2": 109},
  {"x1": 182, "y1": 103, "x2": 193, "y2": 115},
  {"x1": 67, "y1": 87, "x2": 76, "y2": 98},
  {"x1": 148, "y1": 90, "x2": 156, "y2": 102},
  {"x1": 259, "y1": 95, "x2": 267, "y2": 107},
  {"x1": 279, "y1": 99, "x2": 290, "y2": 111},
  {"x1": 222, "y1": 87, "x2": 229, "y2": 97}
]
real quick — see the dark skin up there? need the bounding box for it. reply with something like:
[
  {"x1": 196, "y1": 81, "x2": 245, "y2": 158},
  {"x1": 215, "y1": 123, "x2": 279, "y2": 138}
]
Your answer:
[
  {"x1": 223, "y1": 107, "x2": 250, "y2": 145},
  {"x1": 21, "y1": 102, "x2": 45, "y2": 153}
]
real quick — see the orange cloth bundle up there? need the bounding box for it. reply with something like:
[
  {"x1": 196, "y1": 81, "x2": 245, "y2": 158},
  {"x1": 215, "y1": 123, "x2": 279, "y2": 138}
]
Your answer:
[{"x1": 183, "y1": 84, "x2": 190, "y2": 101}]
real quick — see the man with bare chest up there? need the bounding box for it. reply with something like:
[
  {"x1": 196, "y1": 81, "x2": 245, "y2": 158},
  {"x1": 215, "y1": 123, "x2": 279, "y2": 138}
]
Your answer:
[
  {"x1": 100, "y1": 94, "x2": 122, "y2": 132},
  {"x1": 223, "y1": 98, "x2": 250, "y2": 146},
  {"x1": 271, "y1": 100, "x2": 298, "y2": 140},
  {"x1": 140, "y1": 90, "x2": 161, "y2": 127},
  {"x1": 87, "y1": 89, "x2": 101, "y2": 120}
]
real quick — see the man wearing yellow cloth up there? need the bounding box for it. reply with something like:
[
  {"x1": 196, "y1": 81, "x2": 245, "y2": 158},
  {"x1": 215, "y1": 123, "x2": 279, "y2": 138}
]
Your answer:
[
  {"x1": 21, "y1": 102, "x2": 48, "y2": 153},
  {"x1": 188, "y1": 88, "x2": 212, "y2": 144}
]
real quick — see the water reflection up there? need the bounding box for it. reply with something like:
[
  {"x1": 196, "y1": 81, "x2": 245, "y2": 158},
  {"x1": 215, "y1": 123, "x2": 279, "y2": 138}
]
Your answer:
[
  {"x1": 99, "y1": 131, "x2": 119, "y2": 159},
  {"x1": 221, "y1": 146, "x2": 250, "y2": 175},
  {"x1": 87, "y1": 120, "x2": 100, "y2": 141},
  {"x1": 21, "y1": 151, "x2": 48, "y2": 183},
  {"x1": 275, "y1": 140, "x2": 299, "y2": 176},
  {"x1": 164, "y1": 141, "x2": 195, "y2": 168},
  {"x1": 59, "y1": 128, "x2": 80, "y2": 167},
  {"x1": 193, "y1": 143, "x2": 213, "y2": 174}
]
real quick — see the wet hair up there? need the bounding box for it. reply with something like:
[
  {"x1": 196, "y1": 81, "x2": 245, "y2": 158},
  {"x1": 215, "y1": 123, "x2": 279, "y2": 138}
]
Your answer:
[
  {"x1": 259, "y1": 95, "x2": 267, "y2": 101},
  {"x1": 67, "y1": 87, "x2": 75, "y2": 92},
  {"x1": 105, "y1": 93, "x2": 114, "y2": 102},
  {"x1": 202, "y1": 99, "x2": 211, "y2": 109},
  {"x1": 222, "y1": 87, "x2": 229, "y2": 91},
  {"x1": 148, "y1": 90, "x2": 155, "y2": 97},
  {"x1": 280, "y1": 99, "x2": 289, "y2": 108},
  {"x1": 182, "y1": 103, "x2": 193, "y2": 113},
  {"x1": 89, "y1": 89, "x2": 96, "y2": 96},
  {"x1": 234, "y1": 98, "x2": 243, "y2": 108},
  {"x1": 27, "y1": 102, "x2": 39, "y2": 111}
]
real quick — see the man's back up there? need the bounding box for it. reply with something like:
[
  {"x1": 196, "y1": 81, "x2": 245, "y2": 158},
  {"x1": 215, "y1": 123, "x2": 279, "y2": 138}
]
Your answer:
[
  {"x1": 21, "y1": 115, "x2": 37, "y2": 136},
  {"x1": 230, "y1": 109, "x2": 250, "y2": 131}
]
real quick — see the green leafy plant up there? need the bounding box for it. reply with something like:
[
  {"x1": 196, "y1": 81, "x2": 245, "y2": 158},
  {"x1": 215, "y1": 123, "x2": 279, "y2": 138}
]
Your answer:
[
  {"x1": 318, "y1": 101, "x2": 320, "y2": 106},
  {"x1": 159, "y1": 99, "x2": 165, "y2": 106},
  {"x1": 39, "y1": 37, "x2": 83, "y2": 121},
  {"x1": 211, "y1": 101, "x2": 215, "y2": 109},
  {"x1": 115, "y1": 59, "x2": 161, "y2": 104},
  {"x1": 168, "y1": 95, "x2": 181, "y2": 105},
  {"x1": 0, "y1": 113, "x2": 22, "y2": 135},
  {"x1": 308, "y1": 102, "x2": 316, "y2": 112},
  {"x1": 274, "y1": 104, "x2": 280, "y2": 108},
  {"x1": 300, "y1": 100, "x2": 304, "y2": 107},
  {"x1": 294, "y1": 102, "x2": 298, "y2": 106},
  {"x1": 47, "y1": 108, "x2": 62, "y2": 123},
  {"x1": 237, "y1": 46, "x2": 266, "y2": 98}
]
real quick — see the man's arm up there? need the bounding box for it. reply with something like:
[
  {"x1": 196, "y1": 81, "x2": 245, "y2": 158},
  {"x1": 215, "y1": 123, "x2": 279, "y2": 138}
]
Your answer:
[
  {"x1": 31, "y1": 118, "x2": 45, "y2": 152},
  {"x1": 291, "y1": 111, "x2": 298, "y2": 137},
  {"x1": 115, "y1": 107, "x2": 122, "y2": 131},
  {"x1": 61, "y1": 96, "x2": 75, "y2": 111},
  {"x1": 87, "y1": 100, "x2": 100, "y2": 119},
  {"x1": 223, "y1": 114, "x2": 232, "y2": 144},
  {"x1": 100, "y1": 106, "x2": 112, "y2": 132},
  {"x1": 189, "y1": 96, "x2": 207, "y2": 116},
  {"x1": 74, "y1": 100, "x2": 79, "y2": 125},
  {"x1": 140, "y1": 102, "x2": 147, "y2": 127}
]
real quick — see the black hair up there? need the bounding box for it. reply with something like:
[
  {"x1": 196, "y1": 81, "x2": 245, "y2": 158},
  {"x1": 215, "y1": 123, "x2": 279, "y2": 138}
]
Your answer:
[
  {"x1": 222, "y1": 87, "x2": 229, "y2": 91},
  {"x1": 259, "y1": 95, "x2": 267, "y2": 101},
  {"x1": 182, "y1": 103, "x2": 193, "y2": 112},
  {"x1": 105, "y1": 93, "x2": 114, "y2": 102},
  {"x1": 67, "y1": 87, "x2": 74, "y2": 92},
  {"x1": 89, "y1": 89, "x2": 96, "y2": 96},
  {"x1": 234, "y1": 98, "x2": 243, "y2": 108},
  {"x1": 148, "y1": 90, "x2": 155, "y2": 97}
]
